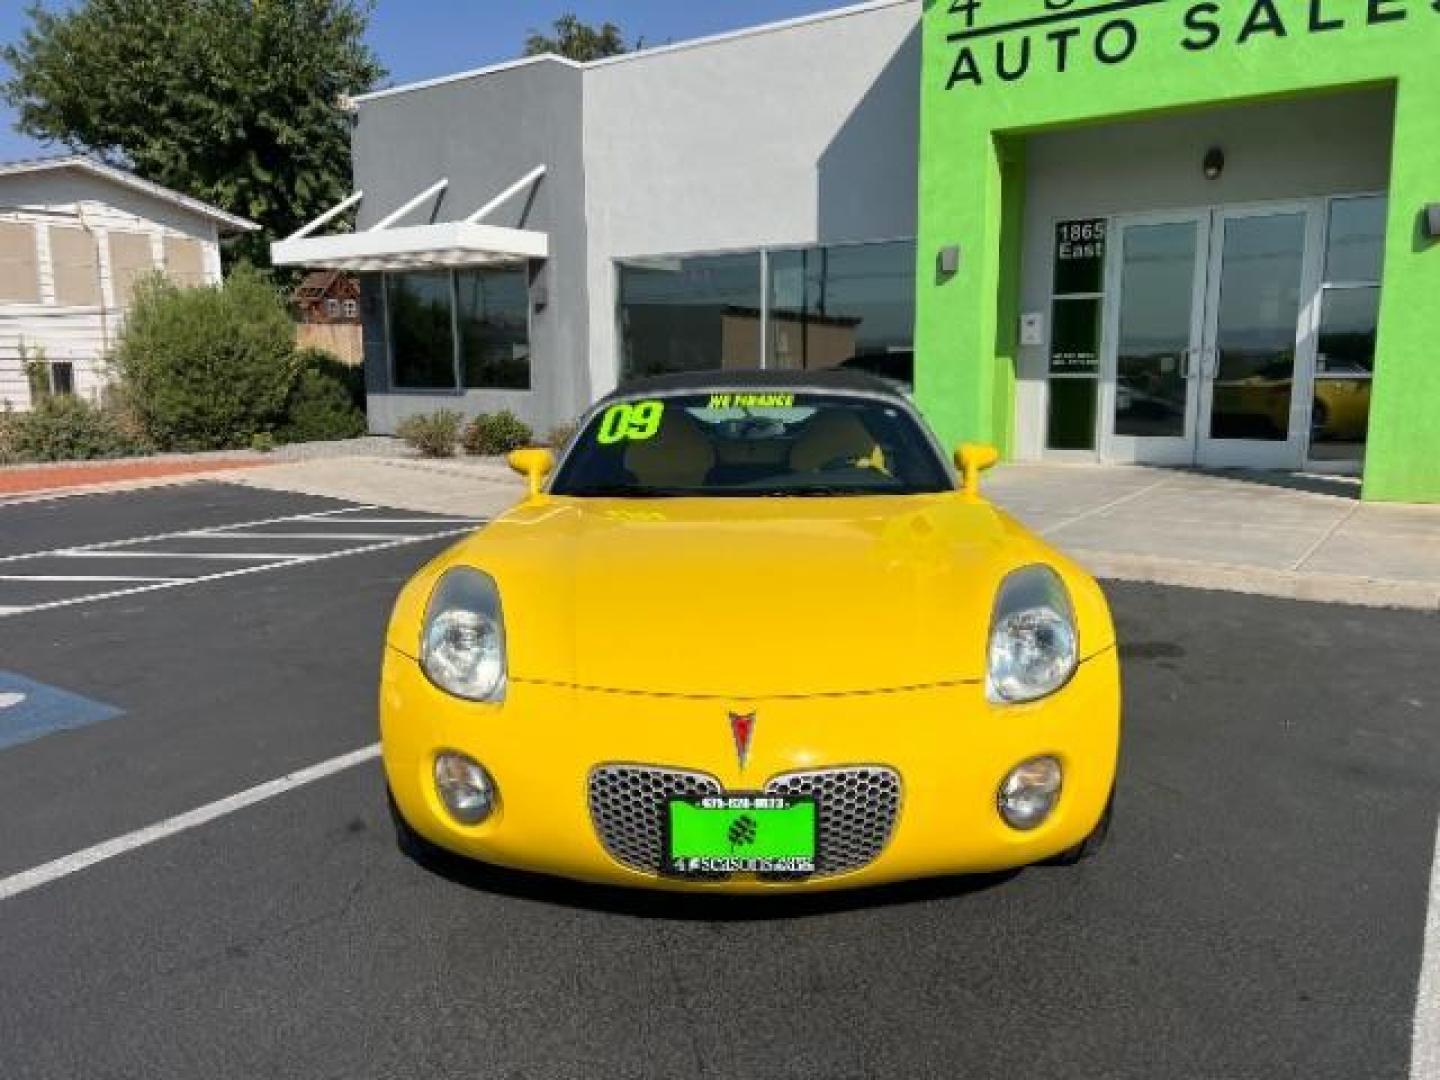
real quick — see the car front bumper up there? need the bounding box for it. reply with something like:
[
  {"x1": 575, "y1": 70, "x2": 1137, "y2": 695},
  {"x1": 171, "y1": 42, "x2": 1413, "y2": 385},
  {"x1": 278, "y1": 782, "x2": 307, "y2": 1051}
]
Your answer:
[{"x1": 380, "y1": 647, "x2": 1121, "y2": 893}]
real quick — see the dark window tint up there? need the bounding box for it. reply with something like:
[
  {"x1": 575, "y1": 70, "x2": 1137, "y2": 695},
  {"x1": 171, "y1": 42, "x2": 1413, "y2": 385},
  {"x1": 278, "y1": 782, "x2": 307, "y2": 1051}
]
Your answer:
[
  {"x1": 388, "y1": 272, "x2": 456, "y2": 390},
  {"x1": 553, "y1": 392, "x2": 951, "y2": 498},
  {"x1": 458, "y1": 268, "x2": 531, "y2": 390},
  {"x1": 618, "y1": 254, "x2": 762, "y2": 378},
  {"x1": 767, "y1": 242, "x2": 915, "y2": 377}
]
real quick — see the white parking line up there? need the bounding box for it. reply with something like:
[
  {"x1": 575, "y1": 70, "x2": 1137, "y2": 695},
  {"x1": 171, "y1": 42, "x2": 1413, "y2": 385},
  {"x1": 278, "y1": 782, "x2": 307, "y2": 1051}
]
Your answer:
[
  {"x1": 0, "y1": 575, "x2": 185, "y2": 583},
  {"x1": 194, "y1": 532, "x2": 424, "y2": 541},
  {"x1": 54, "y1": 551, "x2": 313, "y2": 561},
  {"x1": 0, "y1": 744, "x2": 381, "y2": 904},
  {"x1": 1413, "y1": 815, "x2": 1440, "y2": 1079},
  {"x1": 0, "y1": 505, "x2": 380, "y2": 565},
  {"x1": 0, "y1": 529, "x2": 475, "y2": 618}
]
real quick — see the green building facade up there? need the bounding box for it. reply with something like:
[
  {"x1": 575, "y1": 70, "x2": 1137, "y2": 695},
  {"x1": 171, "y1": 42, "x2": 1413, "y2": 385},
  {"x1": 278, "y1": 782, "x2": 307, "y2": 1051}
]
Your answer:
[{"x1": 916, "y1": 0, "x2": 1440, "y2": 500}]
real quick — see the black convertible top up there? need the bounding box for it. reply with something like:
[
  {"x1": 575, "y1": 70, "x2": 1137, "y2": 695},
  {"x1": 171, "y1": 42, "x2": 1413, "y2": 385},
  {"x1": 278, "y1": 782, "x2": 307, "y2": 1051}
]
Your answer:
[{"x1": 608, "y1": 368, "x2": 906, "y2": 402}]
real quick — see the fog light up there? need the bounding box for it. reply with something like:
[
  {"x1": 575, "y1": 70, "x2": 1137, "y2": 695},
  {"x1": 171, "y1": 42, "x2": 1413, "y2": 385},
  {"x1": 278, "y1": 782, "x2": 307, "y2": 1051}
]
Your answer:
[
  {"x1": 434, "y1": 752, "x2": 495, "y2": 826},
  {"x1": 998, "y1": 756, "x2": 1062, "y2": 831}
]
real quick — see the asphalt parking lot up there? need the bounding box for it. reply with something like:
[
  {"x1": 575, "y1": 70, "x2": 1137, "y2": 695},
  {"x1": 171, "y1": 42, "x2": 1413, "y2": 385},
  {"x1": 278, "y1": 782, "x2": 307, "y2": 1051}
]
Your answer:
[{"x1": 0, "y1": 482, "x2": 1437, "y2": 1080}]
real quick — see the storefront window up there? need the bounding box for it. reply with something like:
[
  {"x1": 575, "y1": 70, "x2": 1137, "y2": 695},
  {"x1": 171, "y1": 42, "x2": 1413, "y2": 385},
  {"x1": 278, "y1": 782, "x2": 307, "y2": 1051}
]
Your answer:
[
  {"x1": 457, "y1": 268, "x2": 531, "y2": 390},
  {"x1": 618, "y1": 253, "x2": 762, "y2": 378},
  {"x1": 1311, "y1": 196, "x2": 1385, "y2": 462},
  {"x1": 767, "y1": 241, "x2": 915, "y2": 381},
  {"x1": 387, "y1": 272, "x2": 456, "y2": 390}
]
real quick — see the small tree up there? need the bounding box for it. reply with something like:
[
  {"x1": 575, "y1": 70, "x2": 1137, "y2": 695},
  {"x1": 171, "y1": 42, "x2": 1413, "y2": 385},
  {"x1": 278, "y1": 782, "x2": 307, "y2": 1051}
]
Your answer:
[
  {"x1": 524, "y1": 14, "x2": 632, "y2": 61},
  {"x1": 113, "y1": 267, "x2": 299, "y2": 450}
]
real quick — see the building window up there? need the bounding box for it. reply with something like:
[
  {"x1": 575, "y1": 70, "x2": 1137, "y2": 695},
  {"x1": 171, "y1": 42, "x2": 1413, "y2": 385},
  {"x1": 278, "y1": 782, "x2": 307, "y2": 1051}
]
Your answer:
[
  {"x1": 386, "y1": 267, "x2": 533, "y2": 392},
  {"x1": 325, "y1": 298, "x2": 340, "y2": 319},
  {"x1": 109, "y1": 232, "x2": 158, "y2": 308},
  {"x1": 457, "y1": 267, "x2": 531, "y2": 390},
  {"x1": 342, "y1": 299, "x2": 358, "y2": 320},
  {"x1": 162, "y1": 236, "x2": 207, "y2": 287},
  {"x1": 0, "y1": 221, "x2": 40, "y2": 304},
  {"x1": 617, "y1": 242, "x2": 915, "y2": 383},
  {"x1": 1046, "y1": 219, "x2": 1107, "y2": 451},
  {"x1": 1311, "y1": 196, "x2": 1385, "y2": 462},
  {"x1": 49, "y1": 226, "x2": 101, "y2": 307},
  {"x1": 27, "y1": 360, "x2": 74, "y2": 400},
  {"x1": 387, "y1": 271, "x2": 457, "y2": 390},
  {"x1": 618, "y1": 252, "x2": 763, "y2": 378},
  {"x1": 767, "y1": 240, "x2": 915, "y2": 381}
]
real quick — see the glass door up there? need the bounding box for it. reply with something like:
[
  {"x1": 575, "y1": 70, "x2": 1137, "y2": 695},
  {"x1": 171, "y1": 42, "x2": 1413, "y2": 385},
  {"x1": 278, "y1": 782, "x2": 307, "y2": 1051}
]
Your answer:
[
  {"x1": 1195, "y1": 205, "x2": 1320, "y2": 469},
  {"x1": 1100, "y1": 213, "x2": 1208, "y2": 465}
]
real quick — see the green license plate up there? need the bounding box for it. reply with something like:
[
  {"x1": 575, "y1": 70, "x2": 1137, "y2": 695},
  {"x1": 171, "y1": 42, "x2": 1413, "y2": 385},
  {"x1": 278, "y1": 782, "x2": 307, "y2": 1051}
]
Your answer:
[{"x1": 665, "y1": 794, "x2": 817, "y2": 877}]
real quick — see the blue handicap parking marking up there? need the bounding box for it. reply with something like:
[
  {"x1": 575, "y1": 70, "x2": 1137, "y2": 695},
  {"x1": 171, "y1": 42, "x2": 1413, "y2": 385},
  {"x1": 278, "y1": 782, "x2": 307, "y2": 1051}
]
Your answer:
[{"x1": 0, "y1": 671, "x2": 124, "y2": 752}]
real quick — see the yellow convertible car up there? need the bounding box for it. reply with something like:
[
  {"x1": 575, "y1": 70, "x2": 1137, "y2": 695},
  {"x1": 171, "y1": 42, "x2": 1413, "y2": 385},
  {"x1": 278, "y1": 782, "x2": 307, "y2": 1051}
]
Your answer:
[{"x1": 381, "y1": 372, "x2": 1121, "y2": 893}]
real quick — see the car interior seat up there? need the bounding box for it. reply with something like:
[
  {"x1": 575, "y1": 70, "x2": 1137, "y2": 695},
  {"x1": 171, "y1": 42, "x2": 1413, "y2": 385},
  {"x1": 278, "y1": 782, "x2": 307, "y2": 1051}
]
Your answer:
[
  {"x1": 789, "y1": 411, "x2": 886, "y2": 474},
  {"x1": 624, "y1": 410, "x2": 717, "y2": 489}
]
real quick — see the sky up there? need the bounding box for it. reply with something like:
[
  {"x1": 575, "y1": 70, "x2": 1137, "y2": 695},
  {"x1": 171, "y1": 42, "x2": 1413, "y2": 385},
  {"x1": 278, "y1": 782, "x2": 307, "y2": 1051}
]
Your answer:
[{"x1": 0, "y1": 0, "x2": 849, "y2": 161}]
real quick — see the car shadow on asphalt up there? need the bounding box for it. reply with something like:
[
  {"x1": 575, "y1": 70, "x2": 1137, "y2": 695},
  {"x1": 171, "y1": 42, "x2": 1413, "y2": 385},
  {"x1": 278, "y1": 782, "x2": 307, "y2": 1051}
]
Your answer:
[{"x1": 409, "y1": 846, "x2": 1022, "y2": 921}]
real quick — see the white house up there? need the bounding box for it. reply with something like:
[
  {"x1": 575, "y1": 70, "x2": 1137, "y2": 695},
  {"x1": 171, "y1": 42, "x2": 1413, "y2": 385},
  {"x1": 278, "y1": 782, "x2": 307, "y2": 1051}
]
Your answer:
[{"x1": 0, "y1": 156, "x2": 257, "y2": 409}]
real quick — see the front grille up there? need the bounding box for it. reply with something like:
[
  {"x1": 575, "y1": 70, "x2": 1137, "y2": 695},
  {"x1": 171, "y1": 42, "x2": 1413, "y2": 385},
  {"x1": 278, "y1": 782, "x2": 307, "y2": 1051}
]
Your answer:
[
  {"x1": 589, "y1": 765, "x2": 722, "y2": 875},
  {"x1": 765, "y1": 767, "x2": 902, "y2": 877},
  {"x1": 587, "y1": 764, "x2": 902, "y2": 879}
]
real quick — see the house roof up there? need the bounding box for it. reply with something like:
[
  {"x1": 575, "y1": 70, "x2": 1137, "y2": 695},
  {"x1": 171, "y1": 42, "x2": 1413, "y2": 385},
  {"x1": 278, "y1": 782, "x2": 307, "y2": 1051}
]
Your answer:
[{"x1": 0, "y1": 155, "x2": 259, "y2": 233}]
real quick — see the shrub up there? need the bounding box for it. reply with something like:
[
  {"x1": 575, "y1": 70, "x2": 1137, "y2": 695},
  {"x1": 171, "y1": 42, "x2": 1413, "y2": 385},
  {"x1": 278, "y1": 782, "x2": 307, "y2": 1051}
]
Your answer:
[
  {"x1": 0, "y1": 403, "x2": 18, "y2": 465},
  {"x1": 250, "y1": 432, "x2": 277, "y2": 454},
  {"x1": 462, "y1": 410, "x2": 533, "y2": 457},
  {"x1": 112, "y1": 266, "x2": 298, "y2": 450},
  {"x1": 8, "y1": 396, "x2": 150, "y2": 462},
  {"x1": 546, "y1": 420, "x2": 578, "y2": 451},
  {"x1": 276, "y1": 349, "x2": 367, "y2": 444},
  {"x1": 397, "y1": 410, "x2": 463, "y2": 458}
]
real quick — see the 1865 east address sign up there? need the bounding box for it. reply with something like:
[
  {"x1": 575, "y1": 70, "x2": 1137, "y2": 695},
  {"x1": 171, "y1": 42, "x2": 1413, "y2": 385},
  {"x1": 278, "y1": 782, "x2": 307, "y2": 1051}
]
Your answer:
[{"x1": 943, "y1": 0, "x2": 1440, "y2": 89}]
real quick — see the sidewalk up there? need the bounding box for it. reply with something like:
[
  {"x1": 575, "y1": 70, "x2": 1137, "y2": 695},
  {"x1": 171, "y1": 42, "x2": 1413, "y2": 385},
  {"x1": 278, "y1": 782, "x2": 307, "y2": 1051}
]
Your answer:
[{"x1": 984, "y1": 464, "x2": 1440, "y2": 610}]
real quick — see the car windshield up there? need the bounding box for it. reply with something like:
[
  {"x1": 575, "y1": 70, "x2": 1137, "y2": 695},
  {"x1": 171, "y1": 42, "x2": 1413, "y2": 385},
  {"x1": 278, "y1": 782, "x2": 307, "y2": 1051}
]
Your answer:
[{"x1": 551, "y1": 390, "x2": 954, "y2": 498}]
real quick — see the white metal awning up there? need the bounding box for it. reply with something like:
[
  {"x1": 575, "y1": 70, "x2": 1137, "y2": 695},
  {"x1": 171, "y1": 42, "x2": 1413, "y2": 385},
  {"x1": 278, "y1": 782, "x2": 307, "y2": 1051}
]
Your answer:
[{"x1": 270, "y1": 167, "x2": 548, "y2": 272}]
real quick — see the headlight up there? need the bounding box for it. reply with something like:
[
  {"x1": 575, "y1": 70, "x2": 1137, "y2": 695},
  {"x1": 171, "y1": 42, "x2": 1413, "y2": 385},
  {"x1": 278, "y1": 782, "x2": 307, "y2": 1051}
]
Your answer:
[
  {"x1": 420, "y1": 568, "x2": 506, "y2": 702},
  {"x1": 987, "y1": 565, "x2": 1078, "y2": 704}
]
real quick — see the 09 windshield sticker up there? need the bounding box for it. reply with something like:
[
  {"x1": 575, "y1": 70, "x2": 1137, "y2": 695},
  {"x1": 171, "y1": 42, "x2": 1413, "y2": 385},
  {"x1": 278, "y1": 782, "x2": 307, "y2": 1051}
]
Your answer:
[{"x1": 596, "y1": 400, "x2": 666, "y2": 444}]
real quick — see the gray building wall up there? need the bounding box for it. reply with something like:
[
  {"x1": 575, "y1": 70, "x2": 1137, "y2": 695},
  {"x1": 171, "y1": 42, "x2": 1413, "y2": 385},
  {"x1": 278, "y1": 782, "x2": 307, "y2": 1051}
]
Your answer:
[
  {"x1": 1014, "y1": 88, "x2": 1395, "y2": 461},
  {"x1": 350, "y1": 0, "x2": 921, "y2": 435},
  {"x1": 351, "y1": 59, "x2": 587, "y2": 435},
  {"x1": 580, "y1": 1, "x2": 921, "y2": 409}
]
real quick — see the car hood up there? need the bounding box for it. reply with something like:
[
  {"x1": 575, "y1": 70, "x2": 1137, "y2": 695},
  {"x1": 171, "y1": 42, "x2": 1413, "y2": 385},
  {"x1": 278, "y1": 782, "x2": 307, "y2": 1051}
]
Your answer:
[{"x1": 389, "y1": 495, "x2": 1114, "y2": 698}]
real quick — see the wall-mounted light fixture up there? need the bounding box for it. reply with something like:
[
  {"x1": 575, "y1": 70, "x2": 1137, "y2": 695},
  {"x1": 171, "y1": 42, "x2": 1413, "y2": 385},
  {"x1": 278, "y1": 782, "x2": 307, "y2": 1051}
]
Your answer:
[
  {"x1": 937, "y1": 245, "x2": 961, "y2": 278},
  {"x1": 1426, "y1": 204, "x2": 1440, "y2": 240},
  {"x1": 1203, "y1": 147, "x2": 1226, "y2": 181}
]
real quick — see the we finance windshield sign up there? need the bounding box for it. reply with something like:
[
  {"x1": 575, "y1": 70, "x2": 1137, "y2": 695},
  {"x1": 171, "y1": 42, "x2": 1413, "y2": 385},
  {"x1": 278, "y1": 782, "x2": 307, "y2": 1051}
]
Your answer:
[{"x1": 942, "y1": 0, "x2": 1440, "y2": 89}]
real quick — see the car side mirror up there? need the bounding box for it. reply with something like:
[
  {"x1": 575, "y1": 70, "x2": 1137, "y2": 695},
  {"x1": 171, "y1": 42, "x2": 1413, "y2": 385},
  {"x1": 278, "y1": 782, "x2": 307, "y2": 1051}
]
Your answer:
[
  {"x1": 508, "y1": 447, "x2": 555, "y2": 500},
  {"x1": 955, "y1": 443, "x2": 1000, "y2": 499}
]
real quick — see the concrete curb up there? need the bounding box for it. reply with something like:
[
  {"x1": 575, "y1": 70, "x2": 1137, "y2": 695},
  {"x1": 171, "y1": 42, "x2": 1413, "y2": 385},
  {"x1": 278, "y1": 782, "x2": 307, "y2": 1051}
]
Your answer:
[
  {"x1": 0, "y1": 469, "x2": 255, "y2": 508},
  {"x1": 1076, "y1": 548, "x2": 1440, "y2": 613}
]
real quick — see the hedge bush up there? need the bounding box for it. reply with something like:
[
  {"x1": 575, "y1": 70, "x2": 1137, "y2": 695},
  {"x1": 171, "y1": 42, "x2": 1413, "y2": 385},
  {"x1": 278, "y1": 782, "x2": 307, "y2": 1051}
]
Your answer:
[
  {"x1": 3, "y1": 396, "x2": 150, "y2": 462},
  {"x1": 112, "y1": 266, "x2": 298, "y2": 450},
  {"x1": 462, "y1": 410, "x2": 533, "y2": 456},
  {"x1": 397, "y1": 410, "x2": 463, "y2": 458},
  {"x1": 276, "y1": 349, "x2": 367, "y2": 444}
]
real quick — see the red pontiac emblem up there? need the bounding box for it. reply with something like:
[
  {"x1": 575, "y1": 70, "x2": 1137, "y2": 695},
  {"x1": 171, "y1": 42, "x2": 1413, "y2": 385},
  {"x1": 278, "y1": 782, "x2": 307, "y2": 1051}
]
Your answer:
[{"x1": 729, "y1": 711, "x2": 757, "y2": 769}]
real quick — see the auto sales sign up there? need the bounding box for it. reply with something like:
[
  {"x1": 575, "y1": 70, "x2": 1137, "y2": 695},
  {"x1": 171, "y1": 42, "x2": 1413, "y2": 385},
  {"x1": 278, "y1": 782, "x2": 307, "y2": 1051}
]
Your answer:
[{"x1": 942, "y1": 0, "x2": 1440, "y2": 90}]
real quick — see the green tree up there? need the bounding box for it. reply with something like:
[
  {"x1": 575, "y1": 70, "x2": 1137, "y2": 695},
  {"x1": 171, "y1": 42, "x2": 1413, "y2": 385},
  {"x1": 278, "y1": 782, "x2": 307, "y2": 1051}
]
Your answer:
[
  {"x1": 523, "y1": 14, "x2": 631, "y2": 61},
  {"x1": 2, "y1": 0, "x2": 385, "y2": 267}
]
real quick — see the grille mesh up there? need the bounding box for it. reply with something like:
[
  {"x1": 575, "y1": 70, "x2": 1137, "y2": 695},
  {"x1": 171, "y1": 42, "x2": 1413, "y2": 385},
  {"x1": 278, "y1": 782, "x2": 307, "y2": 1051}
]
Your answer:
[
  {"x1": 765, "y1": 767, "x2": 901, "y2": 877},
  {"x1": 587, "y1": 764, "x2": 902, "y2": 879},
  {"x1": 588, "y1": 766, "x2": 722, "y2": 875}
]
